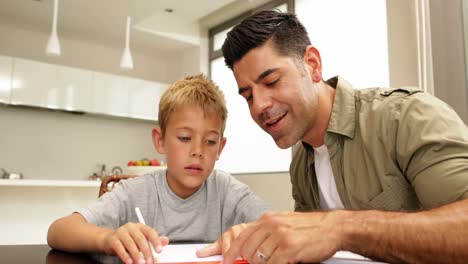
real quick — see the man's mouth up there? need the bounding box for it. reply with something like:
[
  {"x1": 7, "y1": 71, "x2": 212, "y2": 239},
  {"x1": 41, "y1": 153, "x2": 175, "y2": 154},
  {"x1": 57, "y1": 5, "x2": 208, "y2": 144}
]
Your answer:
[{"x1": 266, "y1": 112, "x2": 287, "y2": 127}]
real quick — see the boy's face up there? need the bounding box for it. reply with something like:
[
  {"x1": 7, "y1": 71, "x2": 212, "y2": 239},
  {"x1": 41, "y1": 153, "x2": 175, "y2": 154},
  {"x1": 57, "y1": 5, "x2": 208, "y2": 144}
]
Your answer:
[{"x1": 152, "y1": 105, "x2": 226, "y2": 199}]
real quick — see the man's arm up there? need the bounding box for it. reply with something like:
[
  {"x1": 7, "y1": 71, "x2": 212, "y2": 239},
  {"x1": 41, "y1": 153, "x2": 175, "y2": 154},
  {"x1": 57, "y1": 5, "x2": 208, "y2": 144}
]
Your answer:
[
  {"x1": 222, "y1": 198, "x2": 468, "y2": 264},
  {"x1": 341, "y1": 197, "x2": 468, "y2": 263}
]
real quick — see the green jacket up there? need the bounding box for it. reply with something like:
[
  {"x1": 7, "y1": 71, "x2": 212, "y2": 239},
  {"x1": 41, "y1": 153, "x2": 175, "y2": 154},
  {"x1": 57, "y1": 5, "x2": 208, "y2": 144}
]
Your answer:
[{"x1": 291, "y1": 76, "x2": 468, "y2": 211}]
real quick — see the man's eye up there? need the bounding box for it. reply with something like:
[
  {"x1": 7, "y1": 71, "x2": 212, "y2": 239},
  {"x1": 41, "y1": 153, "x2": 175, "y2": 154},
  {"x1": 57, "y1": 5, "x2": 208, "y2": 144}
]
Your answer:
[
  {"x1": 178, "y1": 136, "x2": 190, "y2": 142},
  {"x1": 266, "y1": 78, "x2": 279, "y2": 87},
  {"x1": 246, "y1": 94, "x2": 253, "y2": 102}
]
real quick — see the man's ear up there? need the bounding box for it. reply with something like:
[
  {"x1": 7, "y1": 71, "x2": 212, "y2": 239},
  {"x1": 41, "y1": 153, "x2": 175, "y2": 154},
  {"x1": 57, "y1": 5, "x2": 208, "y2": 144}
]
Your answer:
[
  {"x1": 152, "y1": 127, "x2": 166, "y2": 154},
  {"x1": 216, "y1": 137, "x2": 227, "y2": 160},
  {"x1": 304, "y1": 45, "x2": 323, "y2": 83}
]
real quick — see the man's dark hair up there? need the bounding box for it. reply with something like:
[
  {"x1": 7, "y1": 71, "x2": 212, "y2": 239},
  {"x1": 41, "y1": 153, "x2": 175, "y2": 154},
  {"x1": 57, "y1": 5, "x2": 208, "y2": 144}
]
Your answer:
[{"x1": 222, "y1": 9, "x2": 311, "y2": 70}]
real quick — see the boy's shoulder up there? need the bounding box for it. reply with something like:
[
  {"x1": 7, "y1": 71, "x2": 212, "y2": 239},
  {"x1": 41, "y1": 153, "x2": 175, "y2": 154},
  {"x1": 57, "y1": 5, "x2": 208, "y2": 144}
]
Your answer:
[
  {"x1": 207, "y1": 169, "x2": 247, "y2": 190},
  {"x1": 208, "y1": 169, "x2": 233, "y2": 182},
  {"x1": 119, "y1": 169, "x2": 166, "y2": 189}
]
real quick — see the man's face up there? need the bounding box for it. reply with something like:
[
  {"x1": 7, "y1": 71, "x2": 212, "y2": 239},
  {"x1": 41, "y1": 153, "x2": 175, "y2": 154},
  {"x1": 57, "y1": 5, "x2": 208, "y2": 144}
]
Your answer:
[{"x1": 232, "y1": 41, "x2": 320, "y2": 149}]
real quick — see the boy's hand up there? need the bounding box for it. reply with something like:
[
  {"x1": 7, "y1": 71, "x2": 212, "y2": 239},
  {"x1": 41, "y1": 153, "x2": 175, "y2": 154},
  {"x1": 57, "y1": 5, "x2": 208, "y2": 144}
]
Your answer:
[
  {"x1": 196, "y1": 223, "x2": 250, "y2": 258},
  {"x1": 101, "y1": 222, "x2": 169, "y2": 264}
]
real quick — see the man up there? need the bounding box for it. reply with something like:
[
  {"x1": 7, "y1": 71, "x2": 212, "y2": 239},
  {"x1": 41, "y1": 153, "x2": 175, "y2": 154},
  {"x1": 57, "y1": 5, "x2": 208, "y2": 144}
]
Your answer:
[{"x1": 197, "y1": 9, "x2": 468, "y2": 264}]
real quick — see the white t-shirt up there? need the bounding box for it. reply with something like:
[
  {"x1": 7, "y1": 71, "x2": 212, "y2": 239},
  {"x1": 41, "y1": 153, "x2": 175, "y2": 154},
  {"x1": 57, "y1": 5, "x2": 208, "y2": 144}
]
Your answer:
[{"x1": 314, "y1": 145, "x2": 344, "y2": 209}]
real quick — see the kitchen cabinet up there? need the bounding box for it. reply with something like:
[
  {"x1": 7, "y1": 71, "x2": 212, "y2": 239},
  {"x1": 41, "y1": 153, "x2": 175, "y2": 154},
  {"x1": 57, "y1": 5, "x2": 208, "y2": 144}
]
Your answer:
[
  {"x1": 0, "y1": 55, "x2": 12, "y2": 103},
  {"x1": 127, "y1": 78, "x2": 166, "y2": 120},
  {"x1": 4, "y1": 56, "x2": 167, "y2": 121},
  {"x1": 90, "y1": 72, "x2": 129, "y2": 117},
  {"x1": 10, "y1": 58, "x2": 92, "y2": 111},
  {"x1": 91, "y1": 72, "x2": 167, "y2": 121}
]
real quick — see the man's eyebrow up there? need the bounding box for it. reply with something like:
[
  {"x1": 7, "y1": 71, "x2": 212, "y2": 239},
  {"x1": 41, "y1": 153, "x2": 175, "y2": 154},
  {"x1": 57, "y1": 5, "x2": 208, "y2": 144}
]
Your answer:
[{"x1": 238, "y1": 68, "x2": 280, "y2": 95}]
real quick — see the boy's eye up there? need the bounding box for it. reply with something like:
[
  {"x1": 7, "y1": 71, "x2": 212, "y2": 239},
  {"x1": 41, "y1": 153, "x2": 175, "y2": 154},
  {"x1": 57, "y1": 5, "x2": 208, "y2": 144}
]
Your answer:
[
  {"x1": 178, "y1": 136, "x2": 190, "y2": 142},
  {"x1": 206, "y1": 139, "x2": 218, "y2": 145}
]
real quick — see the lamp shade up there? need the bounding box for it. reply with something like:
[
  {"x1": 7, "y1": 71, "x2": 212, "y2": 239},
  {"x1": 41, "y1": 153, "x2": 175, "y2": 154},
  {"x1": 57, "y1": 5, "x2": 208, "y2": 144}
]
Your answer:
[
  {"x1": 120, "y1": 16, "x2": 133, "y2": 69},
  {"x1": 120, "y1": 47, "x2": 134, "y2": 69},
  {"x1": 46, "y1": 31, "x2": 61, "y2": 56},
  {"x1": 46, "y1": 0, "x2": 61, "y2": 56}
]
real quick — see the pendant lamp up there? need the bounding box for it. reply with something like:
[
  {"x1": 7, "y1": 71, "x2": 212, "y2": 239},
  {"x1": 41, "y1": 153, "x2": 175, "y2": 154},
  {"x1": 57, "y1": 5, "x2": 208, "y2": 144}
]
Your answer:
[
  {"x1": 46, "y1": 0, "x2": 61, "y2": 56},
  {"x1": 120, "y1": 16, "x2": 134, "y2": 69}
]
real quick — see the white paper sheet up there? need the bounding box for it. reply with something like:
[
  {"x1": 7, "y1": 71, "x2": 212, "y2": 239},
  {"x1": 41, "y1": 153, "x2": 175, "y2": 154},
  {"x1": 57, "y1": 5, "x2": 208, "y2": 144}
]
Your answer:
[
  {"x1": 157, "y1": 244, "x2": 381, "y2": 263},
  {"x1": 158, "y1": 244, "x2": 223, "y2": 263}
]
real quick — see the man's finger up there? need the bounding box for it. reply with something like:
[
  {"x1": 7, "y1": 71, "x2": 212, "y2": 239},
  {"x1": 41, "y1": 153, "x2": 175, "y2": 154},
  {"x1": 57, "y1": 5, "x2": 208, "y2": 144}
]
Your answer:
[
  {"x1": 223, "y1": 222, "x2": 260, "y2": 264},
  {"x1": 196, "y1": 240, "x2": 221, "y2": 257}
]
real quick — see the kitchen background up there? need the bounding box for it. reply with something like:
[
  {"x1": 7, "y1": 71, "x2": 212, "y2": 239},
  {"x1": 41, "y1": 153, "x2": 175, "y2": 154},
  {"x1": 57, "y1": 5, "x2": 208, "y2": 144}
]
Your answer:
[{"x1": 0, "y1": 0, "x2": 467, "y2": 245}]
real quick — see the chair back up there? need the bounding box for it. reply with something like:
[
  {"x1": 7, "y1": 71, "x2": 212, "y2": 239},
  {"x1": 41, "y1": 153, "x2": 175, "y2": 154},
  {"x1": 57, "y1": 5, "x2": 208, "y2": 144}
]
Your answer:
[{"x1": 98, "y1": 174, "x2": 137, "y2": 197}]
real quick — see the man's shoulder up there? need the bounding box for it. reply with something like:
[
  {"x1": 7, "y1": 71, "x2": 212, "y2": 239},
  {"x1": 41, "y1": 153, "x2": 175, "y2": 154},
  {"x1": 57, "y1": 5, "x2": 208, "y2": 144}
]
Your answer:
[{"x1": 355, "y1": 86, "x2": 423, "y2": 102}]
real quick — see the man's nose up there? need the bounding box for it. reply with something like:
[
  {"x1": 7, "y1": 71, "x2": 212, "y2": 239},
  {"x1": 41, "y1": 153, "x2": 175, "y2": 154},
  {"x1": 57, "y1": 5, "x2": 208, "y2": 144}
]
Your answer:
[{"x1": 252, "y1": 88, "x2": 273, "y2": 117}]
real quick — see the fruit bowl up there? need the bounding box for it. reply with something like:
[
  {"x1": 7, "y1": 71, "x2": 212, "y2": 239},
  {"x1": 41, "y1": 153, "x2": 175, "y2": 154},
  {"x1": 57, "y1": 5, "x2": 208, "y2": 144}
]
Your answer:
[{"x1": 124, "y1": 166, "x2": 165, "y2": 175}]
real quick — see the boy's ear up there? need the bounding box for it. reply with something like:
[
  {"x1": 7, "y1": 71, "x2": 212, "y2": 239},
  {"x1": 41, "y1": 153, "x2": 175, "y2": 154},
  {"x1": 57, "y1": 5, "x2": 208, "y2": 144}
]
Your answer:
[
  {"x1": 303, "y1": 45, "x2": 322, "y2": 83},
  {"x1": 152, "y1": 127, "x2": 166, "y2": 154},
  {"x1": 216, "y1": 137, "x2": 227, "y2": 160}
]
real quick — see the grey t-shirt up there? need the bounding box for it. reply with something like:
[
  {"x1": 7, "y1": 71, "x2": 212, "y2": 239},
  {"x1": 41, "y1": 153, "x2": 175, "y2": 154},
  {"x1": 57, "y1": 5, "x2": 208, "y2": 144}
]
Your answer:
[{"x1": 77, "y1": 169, "x2": 271, "y2": 242}]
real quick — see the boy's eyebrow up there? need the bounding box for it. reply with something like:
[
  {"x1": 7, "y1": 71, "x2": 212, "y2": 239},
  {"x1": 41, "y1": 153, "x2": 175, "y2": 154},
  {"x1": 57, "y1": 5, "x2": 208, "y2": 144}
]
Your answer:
[
  {"x1": 175, "y1": 127, "x2": 220, "y2": 135},
  {"x1": 208, "y1": 130, "x2": 220, "y2": 135},
  {"x1": 238, "y1": 68, "x2": 279, "y2": 95}
]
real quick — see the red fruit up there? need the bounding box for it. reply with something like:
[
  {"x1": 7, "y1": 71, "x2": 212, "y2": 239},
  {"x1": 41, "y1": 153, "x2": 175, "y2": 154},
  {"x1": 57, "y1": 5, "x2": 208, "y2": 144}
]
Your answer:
[
  {"x1": 150, "y1": 159, "x2": 160, "y2": 166},
  {"x1": 127, "y1": 161, "x2": 134, "y2": 166}
]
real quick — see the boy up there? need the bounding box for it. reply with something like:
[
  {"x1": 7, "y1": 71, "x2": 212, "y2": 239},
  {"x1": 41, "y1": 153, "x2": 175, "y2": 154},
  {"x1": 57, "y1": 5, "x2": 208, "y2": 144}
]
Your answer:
[{"x1": 47, "y1": 74, "x2": 271, "y2": 264}]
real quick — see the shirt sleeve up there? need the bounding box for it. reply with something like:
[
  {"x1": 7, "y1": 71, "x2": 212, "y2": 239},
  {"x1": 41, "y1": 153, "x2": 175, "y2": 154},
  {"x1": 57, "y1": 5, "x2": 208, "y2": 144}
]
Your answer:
[
  {"x1": 396, "y1": 93, "x2": 468, "y2": 208},
  {"x1": 75, "y1": 181, "x2": 130, "y2": 229}
]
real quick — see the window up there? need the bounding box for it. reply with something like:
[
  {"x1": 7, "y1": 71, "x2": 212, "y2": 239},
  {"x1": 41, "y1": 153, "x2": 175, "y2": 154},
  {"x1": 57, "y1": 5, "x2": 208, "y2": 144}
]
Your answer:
[{"x1": 209, "y1": 1, "x2": 293, "y2": 174}]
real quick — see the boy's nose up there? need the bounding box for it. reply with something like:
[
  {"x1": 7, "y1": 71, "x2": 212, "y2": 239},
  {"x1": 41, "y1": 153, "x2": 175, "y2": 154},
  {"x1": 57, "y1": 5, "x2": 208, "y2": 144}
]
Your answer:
[
  {"x1": 190, "y1": 143, "x2": 203, "y2": 158},
  {"x1": 191, "y1": 151, "x2": 202, "y2": 158}
]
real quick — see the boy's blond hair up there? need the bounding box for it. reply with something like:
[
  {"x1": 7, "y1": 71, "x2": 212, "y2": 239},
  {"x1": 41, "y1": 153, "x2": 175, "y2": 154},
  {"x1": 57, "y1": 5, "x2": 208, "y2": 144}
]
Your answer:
[{"x1": 158, "y1": 74, "x2": 228, "y2": 137}]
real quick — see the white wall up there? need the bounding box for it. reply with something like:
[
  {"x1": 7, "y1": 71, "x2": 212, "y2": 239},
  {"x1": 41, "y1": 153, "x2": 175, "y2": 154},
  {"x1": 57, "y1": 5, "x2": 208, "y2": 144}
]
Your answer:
[
  {"x1": 429, "y1": 0, "x2": 468, "y2": 123},
  {"x1": 0, "y1": 22, "x2": 176, "y2": 83},
  {"x1": 0, "y1": 15, "x2": 293, "y2": 246}
]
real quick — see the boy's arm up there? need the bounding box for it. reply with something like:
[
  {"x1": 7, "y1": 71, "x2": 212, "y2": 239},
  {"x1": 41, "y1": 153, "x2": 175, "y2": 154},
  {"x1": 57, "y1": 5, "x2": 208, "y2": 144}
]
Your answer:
[
  {"x1": 47, "y1": 212, "x2": 169, "y2": 264},
  {"x1": 47, "y1": 212, "x2": 112, "y2": 253}
]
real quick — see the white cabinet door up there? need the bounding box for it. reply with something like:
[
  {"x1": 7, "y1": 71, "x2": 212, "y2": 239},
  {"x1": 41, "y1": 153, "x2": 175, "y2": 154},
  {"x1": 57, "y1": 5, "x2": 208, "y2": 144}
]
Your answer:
[
  {"x1": 10, "y1": 59, "x2": 92, "y2": 111},
  {"x1": 90, "y1": 72, "x2": 130, "y2": 118},
  {"x1": 127, "y1": 78, "x2": 167, "y2": 121},
  {"x1": 55, "y1": 65, "x2": 92, "y2": 111},
  {"x1": 91, "y1": 72, "x2": 167, "y2": 121},
  {"x1": 0, "y1": 55, "x2": 12, "y2": 103}
]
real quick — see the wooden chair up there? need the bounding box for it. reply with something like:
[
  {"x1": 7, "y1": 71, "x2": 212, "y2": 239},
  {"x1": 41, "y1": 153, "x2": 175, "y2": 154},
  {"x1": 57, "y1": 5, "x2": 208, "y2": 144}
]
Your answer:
[{"x1": 98, "y1": 174, "x2": 137, "y2": 197}]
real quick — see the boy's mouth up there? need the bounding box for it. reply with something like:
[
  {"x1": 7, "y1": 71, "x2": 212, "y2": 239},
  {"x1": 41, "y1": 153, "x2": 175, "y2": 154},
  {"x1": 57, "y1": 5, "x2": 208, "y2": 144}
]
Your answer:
[{"x1": 184, "y1": 165, "x2": 203, "y2": 173}]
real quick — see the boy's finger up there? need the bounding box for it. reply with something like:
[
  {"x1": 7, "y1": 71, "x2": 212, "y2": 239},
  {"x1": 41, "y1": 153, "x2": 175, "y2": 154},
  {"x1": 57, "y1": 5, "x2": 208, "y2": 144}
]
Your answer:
[
  {"x1": 113, "y1": 240, "x2": 133, "y2": 264},
  {"x1": 121, "y1": 231, "x2": 145, "y2": 264},
  {"x1": 131, "y1": 227, "x2": 155, "y2": 263},
  {"x1": 196, "y1": 240, "x2": 221, "y2": 257},
  {"x1": 159, "y1": 236, "x2": 170, "y2": 247},
  {"x1": 145, "y1": 226, "x2": 163, "y2": 254}
]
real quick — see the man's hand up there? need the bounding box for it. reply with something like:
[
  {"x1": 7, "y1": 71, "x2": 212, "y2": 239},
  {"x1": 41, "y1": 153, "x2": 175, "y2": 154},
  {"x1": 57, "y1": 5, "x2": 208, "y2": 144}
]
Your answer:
[
  {"x1": 222, "y1": 211, "x2": 344, "y2": 264},
  {"x1": 100, "y1": 222, "x2": 169, "y2": 264},
  {"x1": 196, "y1": 223, "x2": 250, "y2": 258}
]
